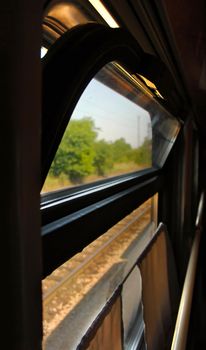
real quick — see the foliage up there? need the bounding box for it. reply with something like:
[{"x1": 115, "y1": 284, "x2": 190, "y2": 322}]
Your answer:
[
  {"x1": 134, "y1": 137, "x2": 152, "y2": 165},
  {"x1": 50, "y1": 117, "x2": 97, "y2": 183},
  {"x1": 49, "y1": 117, "x2": 152, "y2": 184},
  {"x1": 93, "y1": 140, "x2": 114, "y2": 176},
  {"x1": 110, "y1": 138, "x2": 133, "y2": 163}
]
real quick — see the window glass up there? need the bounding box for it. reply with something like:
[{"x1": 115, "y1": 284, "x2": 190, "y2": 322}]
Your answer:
[
  {"x1": 151, "y1": 107, "x2": 180, "y2": 167},
  {"x1": 42, "y1": 63, "x2": 154, "y2": 193},
  {"x1": 42, "y1": 62, "x2": 180, "y2": 193},
  {"x1": 42, "y1": 197, "x2": 156, "y2": 349}
]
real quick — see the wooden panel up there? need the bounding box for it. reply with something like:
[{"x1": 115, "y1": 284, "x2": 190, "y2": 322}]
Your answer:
[{"x1": 85, "y1": 296, "x2": 122, "y2": 350}]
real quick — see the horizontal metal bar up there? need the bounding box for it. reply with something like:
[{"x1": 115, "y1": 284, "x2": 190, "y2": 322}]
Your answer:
[
  {"x1": 41, "y1": 168, "x2": 160, "y2": 225},
  {"x1": 171, "y1": 192, "x2": 204, "y2": 350},
  {"x1": 42, "y1": 175, "x2": 161, "y2": 277}
]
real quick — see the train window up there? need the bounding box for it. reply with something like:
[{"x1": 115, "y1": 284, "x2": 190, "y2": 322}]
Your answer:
[
  {"x1": 42, "y1": 61, "x2": 180, "y2": 193},
  {"x1": 42, "y1": 62, "x2": 153, "y2": 193},
  {"x1": 42, "y1": 196, "x2": 157, "y2": 349}
]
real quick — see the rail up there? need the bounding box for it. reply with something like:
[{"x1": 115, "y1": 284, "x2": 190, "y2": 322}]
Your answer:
[
  {"x1": 171, "y1": 192, "x2": 204, "y2": 350},
  {"x1": 43, "y1": 204, "x2": 151, "y2": 305}
]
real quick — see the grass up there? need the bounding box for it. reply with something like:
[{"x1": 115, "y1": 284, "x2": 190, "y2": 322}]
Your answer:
[{"x1": 41, "y1": 161, "x2": 150, "y2": 194}]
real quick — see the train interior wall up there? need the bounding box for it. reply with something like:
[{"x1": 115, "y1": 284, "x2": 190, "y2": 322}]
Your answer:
[
  {"x1": 160, "y1": 124, "x2": 206, "y2": 349},
  {"x1": 187, "y1": 145, "x2": 206, "y2": 349}
]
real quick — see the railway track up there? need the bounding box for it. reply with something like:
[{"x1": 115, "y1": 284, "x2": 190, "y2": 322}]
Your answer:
[{"x1": 43, "y1": 199, "x2": 153, "y2": 340}]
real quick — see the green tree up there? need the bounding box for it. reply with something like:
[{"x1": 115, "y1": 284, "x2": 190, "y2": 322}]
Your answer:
[
  {"x1": 110, "y1": 138, "x2": 133, "y2": 163},
  {"x1": 134, "y1": 137, "x2": 152, "y2": 166},
  {"x1": 93, "y1": 140, "x2": 114, "y2": 176},
  {"x1": 50, "y1": 117, "x2": 97, "y2": 183}
]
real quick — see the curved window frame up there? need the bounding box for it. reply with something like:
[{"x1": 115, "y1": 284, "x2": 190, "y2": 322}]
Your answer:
[{"x1": 41, "y1": 23, "x2": 182, "y2": 277}]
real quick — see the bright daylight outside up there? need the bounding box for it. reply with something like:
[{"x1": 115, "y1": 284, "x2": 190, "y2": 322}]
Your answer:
[{"x1": 42, "y1": 63, "x2": 152, "y2": 193}]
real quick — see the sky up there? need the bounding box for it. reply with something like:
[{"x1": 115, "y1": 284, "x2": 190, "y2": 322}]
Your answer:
[{"x1": 71, "y1": 79, "x2": 151, "y2": 148}]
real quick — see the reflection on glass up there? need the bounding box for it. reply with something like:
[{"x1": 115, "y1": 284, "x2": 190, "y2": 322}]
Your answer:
[
  {"x1": 42, "y1": 63, "x2": 154, "y2": 193},
  {"x1": 151, "y1": 109, "x2": 180, "y2": 167}
]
